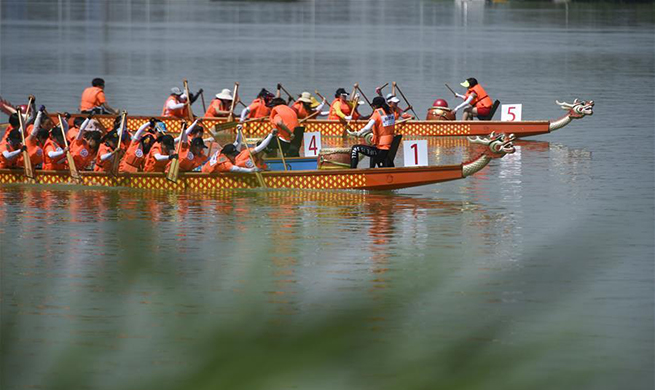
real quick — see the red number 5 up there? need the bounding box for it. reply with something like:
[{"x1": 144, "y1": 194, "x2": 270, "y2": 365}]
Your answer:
[{"x1": 507, "y1": 106, "x2": 516, "y2": 121}]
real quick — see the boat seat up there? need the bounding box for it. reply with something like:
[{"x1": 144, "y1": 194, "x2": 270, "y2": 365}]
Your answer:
[
  {"x1": 370, "y1": 134, "x2": 403, "y2": 168},
  {"x1": 478, "y1": 100, "x2": 500, "y2": 121}
]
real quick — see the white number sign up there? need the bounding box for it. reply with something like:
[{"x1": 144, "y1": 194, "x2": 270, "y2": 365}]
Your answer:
[
  {"x1": 303, "y1": 132, "x2": 322, "y2": 157},
  {"x1": 501, "y1": 104, "x2": 523, "y2": 122},
  {"x1": 403, "y1": 140, "x2": 428, "y2": 167}
]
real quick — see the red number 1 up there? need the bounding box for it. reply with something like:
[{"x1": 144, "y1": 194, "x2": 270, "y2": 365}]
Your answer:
[{"x1": 411, "y1": 143, "x2": 418, "y2": 165}]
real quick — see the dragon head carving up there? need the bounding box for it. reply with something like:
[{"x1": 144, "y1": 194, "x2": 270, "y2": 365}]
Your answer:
[
  {"x1": 467, "y1": 132, "x2": 516, "y2": 158},
  {"x1": 556, "y1": 99, "x2": 594, "y2": 119}
]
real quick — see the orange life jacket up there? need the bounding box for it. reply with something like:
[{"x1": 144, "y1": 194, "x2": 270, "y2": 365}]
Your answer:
[
  {"x1": 66, "y1": 126, "x2": 80, "y2": 144},
  {"x1": 0, "y1": 141, "x2": 23, "y2": 168},
  {"x1": 143, "y1": 143, "x2": 170, "y2": 172},
  {"x1": 42, "y1": 139, "x2": 68, "y2": 170},
  {"x1": 161, "y1": 96, "x2": 189, "y2": 118},
  {"x1": 235, "y1": 148, "x2": 267, "y2": 170},
  {"x1": 119, "y1": 139, "x2": 147, "y2": 173},
  {"x1": 247, "y1": 98, "x2": 271, "y2": 119},
  {"x1": 202, "y1": 152, "x2": 234, "y2": 173},
  {"x1": 371, "y1": 108, "x2": 395, "y2": 150},
  {"x1": 70, "y1": 138, "x2": 96, "y2": 170},
  {"x1": 291, "y1": 101, "x2": 311, "y2": 119},
  {"x1": 466, "y1": 84, "x2": 493, "y2": 109},
  {"x1": 80, "y1": 87, "x2": 106, "y2": 111},
  {"x1": 94, "y1": 143, "x2": 115, "y2": 172},
  {"x1": 176, "y1": 142, "x2": 206, "y2": 172},
  {"x1": 204, "y1": 99, "x2": 229, "y2": 118},
  {"x1": 328, "y1": 98, "x2": 352, "y2": 120},
  {"x1": 25, "y1": 136, "x2": 44, "y2": 167},
  {"x1": 269, "y1": 105, "x2": 299, "y2": 142}
]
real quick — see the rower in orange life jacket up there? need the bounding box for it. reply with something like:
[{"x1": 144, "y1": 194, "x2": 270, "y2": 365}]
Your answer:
[
  {"x1": 204, "y1": 89, "x2": 234, "y2": 118},
  {"x1": 94, "y1": 130, "x2": 123, "y2": 172},
  {"x1": 42, "y1": 125, "x2": 70, "y2": 171},
  {"x1": 268, "y1": 97, "x2": 300, "y2": 157},
  {"x1": 291, "y1": 92, "x2": 326, "y2": 120},
  {"x1": 168, "y1": 119, "x2": 208, "y2": 172},
  {"x1": 162, "y1": 86, "x2": 203, "y2": 119},
  {"x1": 79, "y1": 78, "x2": 118, "y2": 115},
  {"x1": 69, "y1": 115, "x2": 102, "y2": 171},
  {"x1": 234, "y1": 127, "x2": 278, "y2": 171},
  {"x1": 328, "y1": 88, "x2": 361, "y2": 121},
  {"x1": 385, "y1": 94, "x2": 413, "y2": 120},
  {"x1": 348, "y1": 96, "x2": 395, "y2": 169},
  {"x1": 451, "y1": 77, "x2": 493, "y2": 120},
  {"x1": 143, "y1": 135, "x2": 178, "y2": 173},
  {"x1": 119, "y1": 119, "x2": 158, "y2": 173},
  {"x1": 24, "y1": 109, "x2": 55, "y2": 168},
  {"x1": 239, "y1": 88, "x2": 275, "y2": 121},
  {"x1": 0, "y1": 130, "x2": 26, "y2": 169}
]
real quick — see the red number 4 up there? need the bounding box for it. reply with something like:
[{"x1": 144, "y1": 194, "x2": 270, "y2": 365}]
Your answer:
[{"x1": 308, "y1": 135, "x2": 317, "y2": 155}]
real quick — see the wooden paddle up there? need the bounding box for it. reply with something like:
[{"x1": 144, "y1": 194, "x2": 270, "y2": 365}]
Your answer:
[
  {"x1": 240, "y1": 132, "x2": 267, "y2": 188},
  {"x1": 375, "y1": 83, "x2": 388, "y2": 96},
  {"x1": 277, "y1": 83, "x2": 296, "y2": 102},
  {"x1": 355, "y1": 85, "x2": 373, "y2": 108},
  {"x1": 392, "y1": 81, "x2": 397, "y2": 96},
  {"x1": 227, "y1": 82, "x2": 239, "y2": 122},
  {"x1": 200, "y1": 90, "x2": 207, "y2": 114},
  {"x1": 166, "y1": 79, "x2": 193, "y2": 182},
  {"x1": 16, "y1": 107, "x2": 34, "y2": 180},
  {"x1": 393, "y1": 82, "x2": 419, "y2": 118},
  {"x1": 58, "y1": 114, "x2": 81, "y2": 182},
  {"x1": 272, "y1": 123, "x2": 289, "y2": 172},
  {"x1": 110, "y1": 111, "x2": 127, "y2": 177}
]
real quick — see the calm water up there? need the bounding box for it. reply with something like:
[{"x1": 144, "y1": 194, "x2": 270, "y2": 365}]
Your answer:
[{"x1": 1, "y1": 1, "x2": 654, "y2": 389}]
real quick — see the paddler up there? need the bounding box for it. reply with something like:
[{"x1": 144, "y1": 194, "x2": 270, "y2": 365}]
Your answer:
[
  {"x1": 162, "y1": 86, "x2": 203, "y2": 119},
  {"x1": 0, "y1": 130, "x2": 26, "y2": 169},
  {"x1": 79, "y1": 78, "x2": 119, "y2": 115},
  {"x1": 204, "y1": 89, "x2": 234, "y2": 118},
  {"x1": 142, "y1": 134, "x2": 178, "y2": 172},
  {"x1": 43, "y1": 123, "x2": 70, "y2": 170},
  {"x1": 239, "y1": 88, "x2": 275, "y2": 121},
  {"x1": 70, "y1": 114, "x2": 101, "y2": 170},
  {"x1": 201, "y1": 143, "x2": 261, "y2": 174},
  {"x1": 348, "y1": 96, "x2": 395, "y2": 169},
  {"x1": 385, "y1": 93, "x2": 413, "y2": 120},
  {"x1": 451, "y1": 77, "x2": 493, "y2": 120},
  {"x1": 234, "y1": 127, "x2": 278, "y2": 171},
  {"x1": 24, "y1": 108, "x2": 55, "y2": 168},
  {"x1": 328, "y1": 88, "x2": 361, "y2": 121},
  {"x1": 174, "y1": 119, "x2": 209, "y2": 172},
  {"x1": 94, "y1": 130, "x2": 123, "y2": 172},
  {"x1": 291, "y1": 92, "x2": 326, "y2": 120},
  {"x1": 118, "y1": 119, "x2": 158, "y2": 173},
  {"x1": 269, "y1": 97, "x2": 300, "y2": 157}
]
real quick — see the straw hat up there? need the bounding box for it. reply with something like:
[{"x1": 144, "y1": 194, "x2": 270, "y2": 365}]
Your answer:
[
  {"x1": 297, "y1": 91, "x2": 312, "y2": 104},
  {"x1": 310, "y1": 96, "x2": 321, "y2": 109},
  {"x1": 215, "y1": 89, "x2": 233, "y2": 100}
]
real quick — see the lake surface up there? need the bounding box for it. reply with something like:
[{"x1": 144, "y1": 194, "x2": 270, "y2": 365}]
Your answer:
[{"x1": 0, "y1": 1, "x2": 653, "y2": 389}]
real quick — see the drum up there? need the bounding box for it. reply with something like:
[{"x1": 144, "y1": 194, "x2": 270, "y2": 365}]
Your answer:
[
  {"x1": 426, "y1": 107, "x2": 456, "y2": 121},
  {"x1": 318, "y1": 148, "x2": 352, "y2": 170}
]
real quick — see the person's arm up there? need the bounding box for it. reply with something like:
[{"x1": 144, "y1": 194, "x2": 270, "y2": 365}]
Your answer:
[
  {"x1": 99, "y1": 150, "x2": 115, "y2": 161},
  {"x1": 351, "y1": 118, "x2": 375, "y2": 137},
  {"x1": 229, "y1": 165, "x2": 257, "y2": 173},
  {"x1": 153, "y1": 153, "x2": 170, "y2": 161},
  {"x1": 333, "y1": 101, "x2": 347, "y2": 120},
  {"x1": 3, "y1": 148, "x2": 23, "y2": 160},
  {"x1": 452, "y1": 94, "x2": 474, "y2": 113},
  {"x1": 131, "y1": 122, "x2": 150, "y2": 142},
  {"x1": 167, "y1": 99, "x2": 186, "y2": 111},
  {"x1": 27, "y1": 111, "x2": 43, "y2": 140},
  {"x1": 76, "y1": 118, "x2": 92, "y2": 141},
  {"x1": 233, "y1": 126, "x2": 243, "y2": 150},
  {"x1": 314, "y1": 99, "x2": 326, "y2": 114},
  {"x1": 48, "y1": 147, "x2": 68, "y2": 159},
  {"x1": 59, "y1": 115, "x2": 69, "y2": 134},
  {"x1": 253, "y1": 131, "x2": 276, "y2": 154},
  {"x1": 239, "y1": 106, "x2": 251, "y2": 122},
  {"x1": 189, "y1": 89, "x2": 203, "y2": 105}
]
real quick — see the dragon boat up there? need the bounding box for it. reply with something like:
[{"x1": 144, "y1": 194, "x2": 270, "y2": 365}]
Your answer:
[
  {"x1": 50, "y1": 99, "x2": 593, "y2": 139},
  {"x1": 0, "y1": 133, "x2": 515, "y2": 192}
]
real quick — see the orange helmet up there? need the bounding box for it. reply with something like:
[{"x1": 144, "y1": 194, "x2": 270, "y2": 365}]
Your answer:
[{"x1": 432, "y1": 99, "x2": 448, "y2": 108}]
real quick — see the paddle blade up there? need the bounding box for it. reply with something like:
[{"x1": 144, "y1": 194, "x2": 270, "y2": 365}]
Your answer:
[
  {"x1": 213, "y1": 121, "x2": 239, "y2": 131},
  {"x1": 166, "y1": 157, "x2": 181, "y2": 182}
]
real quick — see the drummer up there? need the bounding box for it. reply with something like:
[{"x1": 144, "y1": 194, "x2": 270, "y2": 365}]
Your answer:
[
  {"x1": 451, "y1": 77, "x2": 493, "y2": 120},
  {"x1": 204, "y1": 89, "x2": 234, "y2": 118},
  {"x1": 269, "y1": 97, "x2": 300, "y2": 157},
  {"x1": 385, "y1": 93, "x2": 413, "y2": 120},
  {"x1": 79, "y1": 78, "x2": 119, "y2": 115},
  {"x1": 348, "y1": 96, "x2": 395, "y2": 169}
]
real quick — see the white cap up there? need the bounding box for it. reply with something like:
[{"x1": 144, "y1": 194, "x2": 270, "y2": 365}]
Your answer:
[
  {"x1": 171, "y1": 87, "x2": 182, "y2": 95},
  {"x1": 386, "y1": 93, "x2": 400, "y2": 103}
]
